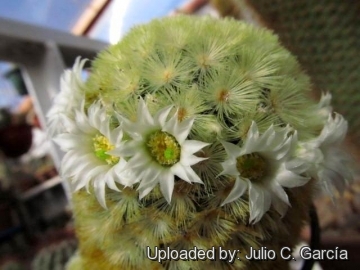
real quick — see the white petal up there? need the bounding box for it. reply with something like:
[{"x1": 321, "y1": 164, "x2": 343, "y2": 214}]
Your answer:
[
  {"x1": 159, "y1": 171, "x2": 175, "y2": 203},
  {"x1": 163, "y1": 113, "x2": 177, "y2": 135},
  {"x1": 47, "y1": 114, "x2": 73, "y2": 137},
  {"x1": 61, "y1": 116, "x2": 78, "y2": 133},
  {"x1": 249, "y1": 184, "x2": 270, "y2": 224},
  {"x1": 276, "y1": 166, "x2": 310, "y2": 188},
  {"x1": 267, "y1": 127, "x2": 288, "y2": 151},
  {"x1": 271, "y1": 195, "x2": 288, "y2": 218},
  {"x1": 319, "y1": 113, "x2": 347, "y2": 146},
  {"x1": 318, "y1": 92, "x2": 332, "y2": 109},
  {"x1": 100, "y1": 121, "x2": 111, "y2": 139},
  {"x1": 139, "y1": 181, "x2": 158, "y2": 200},
  {"x1": 75, "y1": 110, "x2": 94, "y2": 134},
  {"x1": 137, "y1": 168, "x2": 161, "y2": 199},
  {"x1": 274, "y1": 135, "x2": 294, "y2": 160},
  {"x1": 248, "y1": 191, "x2": 262, "y2": 223},
  {"x1": 285, "y1": 158, "x2": 310, "y2": 175},
  {"x1": 323, "y1": 150, "x2": 353, "y2": 182},
  {"x1": 319, "y1": 167, "x2": 346, "y2": 194},
  {"x1": 154, "y1": 105, "x2": 173, "y2": 126},
  {"x1": 222, "y1": 177, "x2": 248, "y2": 205},
  {"x1": 126, "y1": 153, "x2": 152, "y2": 171},
  {"x1": 297, "y1": 144, "x2": 323, "y2": 165},
  {"x1": 220, "y1": 141, "x2": 241, "y2": 158},
  {"x1": 137, "y1": 167, "x2": 161, "y2": 190},
  {"x1": 137, "y1": 98, "x2": 154, "y2": 126},
  {"x1": 110, "y1": 140, "x2": 142, "y2": 157},
  {"x1": 171, "y1": 163, "x2": 191, "y2": 183},
  {"x1": 182, "y1": 140, "x2": 210, "y2": 155},
  {"x1": 110, "y1": 126, "x2": 124, "y2": 145},
  {"x1": 61, "y1": 151, "x2": 82, "y2": 175},
  {"x1": 183, "y1": 166, "x2": 203, "y2": 184},
  {"x1": 94, "y1": 178, "x2": 107, "y2": 209},
  {"x1": 181, "y1": 155, "x2": 207, "y2": 166},
  {"x1": 71, "y1": 179, "x2": 86, "y2": 192},
  {"x1": 54, "y1": 134, "x2": 86, "y2": 151},
  {"x1": 259, "y1": 125, "x2": 276, "y2": 149},
  {"x1": 88, "y1": 102, "x2": 103, "y2": 129},
  {"x1": 113, "y1": 158, "x2": 129, "y2": 179},
  {"x1": 173, "y1": 117, "x2": 194, "y2": 144},
  {"x1": 70, "y1": 154, "x2": 95, "y2": 176},
  {"x1": 117, "y1": 114, "x2": 133, "y2": 129},
  {"x1": 247, "y1": 121, "x2": 260, "y2": 142},
  {"x1": 79, "y1": 165, "x2": 108, "y2": 193},
  {"x1": 85, "y1": 165, "x2": 108, "y2": 182},
  {"x1": 105, "y1": 171, "x2": 121, "y2": 192},
  {"x1": 219, "y1": 160, "x2": 239, "y2": 177},
  {"x1": 71, "y1": 154, "x2": 95, "y2": 173},
  {"x1": 270, "y1": 182, "x2": 290, "y2": 206}
]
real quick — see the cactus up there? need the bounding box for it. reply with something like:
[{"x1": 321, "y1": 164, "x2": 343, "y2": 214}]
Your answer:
[
  {"x1": 31, "y1": 240, "x2": 77, "y2": 270},
  {"x1": 48, "y1": 16, "x2": 352, "y2": 270}
]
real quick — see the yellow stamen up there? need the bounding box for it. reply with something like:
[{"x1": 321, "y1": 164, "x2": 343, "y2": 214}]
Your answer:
[
  {"x1": 93, "y1": 134, "x2": 119, "y2": 165},
  {"x1": 147, "y1": 131, "x2": 181, "y2": 166},
  {"x1": 236, "y1": 153, "x2": 268, "y2": 182}
]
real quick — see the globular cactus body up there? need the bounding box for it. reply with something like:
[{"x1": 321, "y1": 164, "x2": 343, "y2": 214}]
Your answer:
[{"x1": 48, "y1": 16, "x2": 351, "y2": 270}]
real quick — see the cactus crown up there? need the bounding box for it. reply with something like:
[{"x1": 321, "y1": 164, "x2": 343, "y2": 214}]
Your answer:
[{"x1": 86, "y1": 16, "x2": 322, "y2": 142}]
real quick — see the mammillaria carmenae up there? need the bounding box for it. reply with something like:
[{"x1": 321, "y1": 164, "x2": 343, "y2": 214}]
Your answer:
[{"x1": 48, "y1": 15, "x2": 351, "y2": 270}]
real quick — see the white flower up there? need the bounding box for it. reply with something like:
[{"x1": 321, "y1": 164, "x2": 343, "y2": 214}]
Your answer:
[
  {"x1": 47, "y1": 57, "x2": 86, "y2": 137},
  {"x1": 54, "y1": 102, "x2": 130, "y2": 208},
  {"x1": 297, "y1": 113, "x2": 352, "y2": 195},
  {"x1": 111, "y1": 99, "x2": 208, "y2": 203},
  {"x1": 220, "y1": 122, "x2": 310, "y2": 224}
]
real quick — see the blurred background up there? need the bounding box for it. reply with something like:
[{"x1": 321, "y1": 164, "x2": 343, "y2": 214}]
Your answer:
[{"x1": 0, "y1": 0, "x2": 359, "y2": 269}]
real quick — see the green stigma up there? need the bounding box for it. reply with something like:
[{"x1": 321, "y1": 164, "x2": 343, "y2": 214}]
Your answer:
[
  {"x1": 236, "y1": 153, "x2": 269, "y2": 182},
  {"x1": 147, "y1": 131, "x2": 181, "y2": 166},
  {"x1": 93, "y1": 134, "x2": 119, "y2": 165},
  {"x1": 164, "y1": 148, "x2": 175, "y2": 160}
]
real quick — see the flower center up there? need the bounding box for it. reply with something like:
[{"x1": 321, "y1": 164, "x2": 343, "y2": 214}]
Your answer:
[
  {"x1": 93, "y1": 134, "x2": 119, "y2": 165},
  {"x1": 147, "y1": 131, "x2": 181, "y2": 166},
  {"x1": 236, "y1": 153, "x2": 268, "y2": 182}
]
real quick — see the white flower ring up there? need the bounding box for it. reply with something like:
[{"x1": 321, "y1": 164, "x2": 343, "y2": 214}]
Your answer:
[
  {"x1": 111, "y1": 98, "x2": 208, "y2": 203},
  {"x1": 220, "y1": 122, "x2": 310, "y2": 223},
  {"x1": 54, "y1": 102, "x2": 130, "y2": 208}
]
